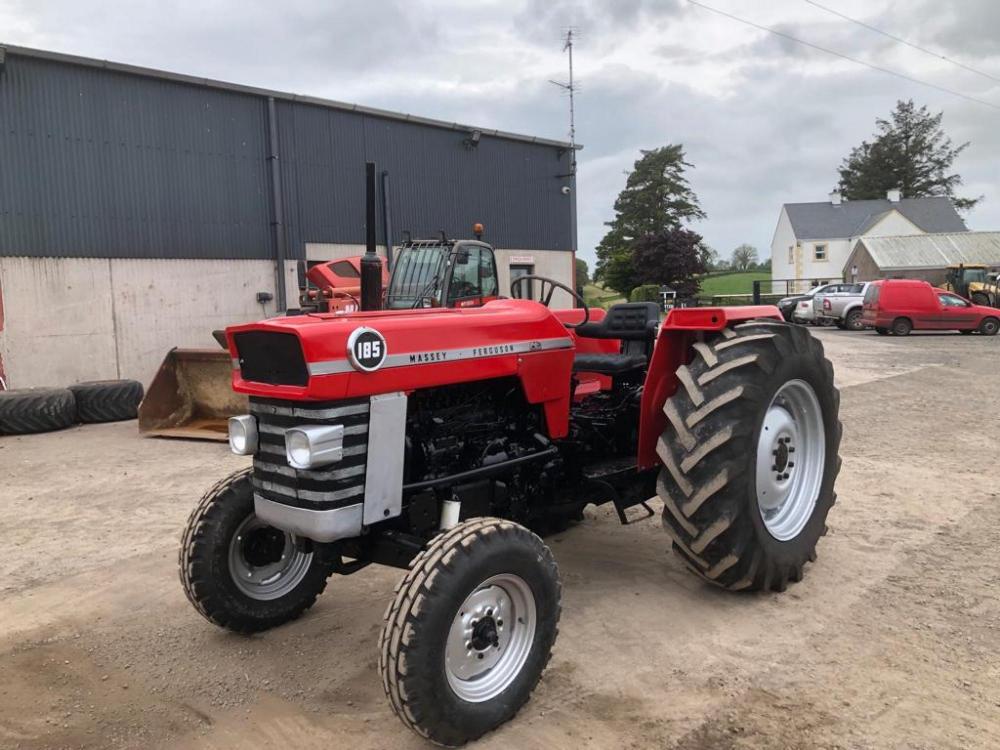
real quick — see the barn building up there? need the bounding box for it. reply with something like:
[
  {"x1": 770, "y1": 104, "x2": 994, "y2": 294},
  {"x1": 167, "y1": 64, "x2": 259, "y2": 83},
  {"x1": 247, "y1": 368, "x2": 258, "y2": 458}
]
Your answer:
[
  {"x1": 845, "y1": 232, "x2": 1000, "y2": 285},
  {"x1": 0, "y1": 44, "x2": 578, "y2": 389}
]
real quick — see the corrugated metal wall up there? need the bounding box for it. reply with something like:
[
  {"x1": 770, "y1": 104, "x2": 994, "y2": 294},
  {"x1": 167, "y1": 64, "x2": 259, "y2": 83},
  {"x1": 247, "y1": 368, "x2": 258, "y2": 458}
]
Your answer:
[{"x1": 0, "y1": 51, "x2": 574, "y2": 260}]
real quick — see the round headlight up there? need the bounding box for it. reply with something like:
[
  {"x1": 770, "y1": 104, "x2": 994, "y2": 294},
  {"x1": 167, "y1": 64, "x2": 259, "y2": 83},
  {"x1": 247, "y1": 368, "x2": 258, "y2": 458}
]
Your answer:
[{"x1": 286, "y1": 430, "x2": 312, "y2": 469}]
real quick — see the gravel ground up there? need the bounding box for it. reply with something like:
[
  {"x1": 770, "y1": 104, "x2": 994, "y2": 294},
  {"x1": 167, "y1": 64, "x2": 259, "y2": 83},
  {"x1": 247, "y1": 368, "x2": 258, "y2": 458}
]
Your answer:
[{"x1": 1, "y1": 327, "x2": 998, "y2": 749}]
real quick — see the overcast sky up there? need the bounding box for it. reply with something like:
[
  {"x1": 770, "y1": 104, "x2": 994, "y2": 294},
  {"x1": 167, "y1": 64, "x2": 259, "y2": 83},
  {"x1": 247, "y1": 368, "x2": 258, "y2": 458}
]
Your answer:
[{"x1": 3, "y1": 0, "x2": 998, "y2": 268}]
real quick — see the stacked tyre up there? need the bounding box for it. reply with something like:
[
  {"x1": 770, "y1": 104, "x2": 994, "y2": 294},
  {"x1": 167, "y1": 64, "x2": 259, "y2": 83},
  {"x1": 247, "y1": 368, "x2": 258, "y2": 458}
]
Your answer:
[{"x1": 0, "y1": 379, "x2": 143, "y2": 435}]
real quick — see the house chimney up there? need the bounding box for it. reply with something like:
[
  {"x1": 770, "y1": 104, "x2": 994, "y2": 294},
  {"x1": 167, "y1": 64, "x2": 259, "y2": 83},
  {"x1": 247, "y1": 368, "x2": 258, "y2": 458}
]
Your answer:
[
  {"x1": 829, "y1": 190, "x2": 842, "y2": 206},
  {"x1": 887, "y1": 188, "x2": 901, "y2": 203}
]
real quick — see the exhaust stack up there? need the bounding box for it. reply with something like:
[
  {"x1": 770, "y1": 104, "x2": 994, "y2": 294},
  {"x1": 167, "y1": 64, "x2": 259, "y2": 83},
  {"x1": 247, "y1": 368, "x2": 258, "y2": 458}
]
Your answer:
[{"x1": 361, "y1": 161, "x2": 383, "y2": 311}]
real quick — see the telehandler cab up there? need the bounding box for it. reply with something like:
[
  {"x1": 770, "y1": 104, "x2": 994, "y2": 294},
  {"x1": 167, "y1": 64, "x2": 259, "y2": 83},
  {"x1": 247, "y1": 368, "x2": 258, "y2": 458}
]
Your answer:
[{"x1": 179, "y1": 167, "x2": 841, "y2": 746}]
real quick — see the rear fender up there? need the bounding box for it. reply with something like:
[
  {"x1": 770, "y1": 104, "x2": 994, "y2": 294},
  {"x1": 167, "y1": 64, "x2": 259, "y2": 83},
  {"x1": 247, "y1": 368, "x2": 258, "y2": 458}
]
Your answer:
[{"x1": 636, "y1": 306, "x2": 782, "y2": 470}]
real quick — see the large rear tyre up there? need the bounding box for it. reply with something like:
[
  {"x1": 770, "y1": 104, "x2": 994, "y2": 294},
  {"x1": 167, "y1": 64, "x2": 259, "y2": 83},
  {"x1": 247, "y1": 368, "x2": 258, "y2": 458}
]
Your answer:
[
  {"x1": 179, "y1": 468, "x2": 331, "y2": 633},
  {"x1": 379, "y1": 518, "x2": 561, "y2": 747},
  {"x1": 0, "y1": 387, "x2": 76, "y2": 435},
  {"x1": 657, "y1": 320, "x2": 841, "y2": 592}
]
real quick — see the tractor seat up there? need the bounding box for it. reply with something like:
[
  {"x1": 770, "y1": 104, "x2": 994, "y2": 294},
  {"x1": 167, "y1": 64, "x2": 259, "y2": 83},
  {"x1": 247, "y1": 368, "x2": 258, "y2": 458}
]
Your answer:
[
  {"x1": 572, "y1": 302, "x2": 661, "y2": 376},
  {"x1": 572, "y1": 352, "x2": 649, "y2": 375}
]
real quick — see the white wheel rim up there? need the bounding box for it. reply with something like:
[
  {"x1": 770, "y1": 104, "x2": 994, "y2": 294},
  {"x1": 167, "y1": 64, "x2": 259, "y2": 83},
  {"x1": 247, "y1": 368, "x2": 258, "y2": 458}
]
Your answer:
[
  {"x1": 444, "y1": 574, "x2": 537, "y2": 703},
  {"x1": 755, "y1": 379, "x2": 826, "y2": 541},
  {"x1": 227, "y1": 514, "x2": 313, "y2": 601}
]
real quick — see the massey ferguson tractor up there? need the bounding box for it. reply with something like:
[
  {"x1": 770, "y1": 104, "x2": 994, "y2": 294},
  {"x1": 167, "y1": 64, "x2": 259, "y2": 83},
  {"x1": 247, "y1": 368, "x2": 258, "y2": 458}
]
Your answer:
[{"x1": 179, "y1": 166, "x2": 841, "y2": 746}]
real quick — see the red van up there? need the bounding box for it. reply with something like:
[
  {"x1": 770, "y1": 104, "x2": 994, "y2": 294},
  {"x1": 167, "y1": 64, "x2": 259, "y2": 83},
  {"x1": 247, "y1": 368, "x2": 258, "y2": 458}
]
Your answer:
[{"x1": 861, "y1": 279, "x2": 1000, "y2": 336}]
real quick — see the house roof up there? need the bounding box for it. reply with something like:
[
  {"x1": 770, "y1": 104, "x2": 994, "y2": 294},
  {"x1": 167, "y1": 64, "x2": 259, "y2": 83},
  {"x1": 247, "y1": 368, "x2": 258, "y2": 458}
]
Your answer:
[
  {"x1": 784, "y1": 197, "x2": 967, "y2": 239},
  {"x1": 853, "y1": 231, "x2": 1000, "y2": 270}
]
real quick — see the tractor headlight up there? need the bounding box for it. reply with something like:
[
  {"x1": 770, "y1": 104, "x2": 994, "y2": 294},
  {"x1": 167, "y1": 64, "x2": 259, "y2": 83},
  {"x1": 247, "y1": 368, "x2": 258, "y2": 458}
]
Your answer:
[
  {"x1": 228, "y1": 415, "x2": 258, "y2": 455},
  {"x1": 285, "y1": 425, "x2": 344, "y2": 469}
]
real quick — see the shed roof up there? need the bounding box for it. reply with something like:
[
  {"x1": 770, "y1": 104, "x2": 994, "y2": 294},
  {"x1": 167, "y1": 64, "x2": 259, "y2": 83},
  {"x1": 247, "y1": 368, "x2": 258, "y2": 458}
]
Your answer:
[
  {"x1": 1, "y1": 43, "x2": 579, "y2": 151},
  {"x1": 853, "y1": 232, "x2": 1000, "y2": 270},
  {"x1": 784, "y1": 197, "x2": 967, "y2": 239}
]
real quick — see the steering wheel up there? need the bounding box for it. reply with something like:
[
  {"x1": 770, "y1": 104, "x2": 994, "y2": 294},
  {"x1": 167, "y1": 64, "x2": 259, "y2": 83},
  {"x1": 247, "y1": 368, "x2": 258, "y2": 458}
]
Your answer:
[{"x1": 509, "y1": 275, "x2": 590, "y2": 328}]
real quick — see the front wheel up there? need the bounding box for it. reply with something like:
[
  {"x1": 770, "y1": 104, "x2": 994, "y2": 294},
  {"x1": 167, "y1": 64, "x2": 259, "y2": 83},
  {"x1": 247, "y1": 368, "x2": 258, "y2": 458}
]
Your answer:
[
  {"x1": 844, "y1": 309, "x2": 864, "y2": 331},
  {"x1": 657, "y1": 321, "x2": 841, "y2": 591},
  {"x1": 179, "y1": 468, "x2": 331, "y2": 633},
  {"x1": 379, "y1": 518, "x2": 561, "y2": 746},
  {"x1": 979, "y1": 317, "x2": 1000, "y2": 336}
]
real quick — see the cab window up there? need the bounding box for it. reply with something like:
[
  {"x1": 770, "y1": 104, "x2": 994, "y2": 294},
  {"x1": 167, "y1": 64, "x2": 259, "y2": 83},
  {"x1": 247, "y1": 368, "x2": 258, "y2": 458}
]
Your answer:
[
  {"x1": 479, "y1": 247, "x2": 499, "y2": 297},
  {"x1": 448, "y1": 247, "x2": 482, "y2": 301},
  {"x1": 447, "y1": 246, "x2": 499, "y2": 302}
]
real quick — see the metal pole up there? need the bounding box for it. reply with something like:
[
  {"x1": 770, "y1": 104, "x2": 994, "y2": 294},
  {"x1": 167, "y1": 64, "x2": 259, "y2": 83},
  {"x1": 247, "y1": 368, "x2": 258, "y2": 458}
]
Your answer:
[
  {"x1": 752, "y1": 280, "x2": 761, "y2": 305},
  {"x1": 360, "y1": 162, "x2": 383, "y2": 310},
  {"x1": 380, "y1": 170, "x2": 394, "y2": 269},
  {"x1": 266, "y1": 97, "x2": 287, "y2": 312}
]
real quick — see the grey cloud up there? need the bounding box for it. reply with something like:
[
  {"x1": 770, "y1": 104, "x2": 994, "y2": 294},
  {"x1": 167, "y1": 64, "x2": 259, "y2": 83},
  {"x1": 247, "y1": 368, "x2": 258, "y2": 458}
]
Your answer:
[{"x1": 1, "y1": 0, "x2": 997, "y2": 266}]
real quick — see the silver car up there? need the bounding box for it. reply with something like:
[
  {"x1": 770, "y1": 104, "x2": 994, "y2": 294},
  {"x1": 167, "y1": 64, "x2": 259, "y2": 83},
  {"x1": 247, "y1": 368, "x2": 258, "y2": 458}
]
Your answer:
[
  {"x1": 778, "y1": 283, "x2": 840, "y2": 324},
  {"x1": 814, "y1": 282, "x2": 869, "y2": 331}
]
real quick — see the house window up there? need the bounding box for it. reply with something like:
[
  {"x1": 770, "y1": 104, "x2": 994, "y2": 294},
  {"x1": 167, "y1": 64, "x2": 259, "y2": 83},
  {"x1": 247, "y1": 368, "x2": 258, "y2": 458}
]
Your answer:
[
  {"x1": 814, "y1": 244, "x2": 828, "y2": 261},
  {"x1": 787, "y1": 246, "x2": 794, "y2": 264}
]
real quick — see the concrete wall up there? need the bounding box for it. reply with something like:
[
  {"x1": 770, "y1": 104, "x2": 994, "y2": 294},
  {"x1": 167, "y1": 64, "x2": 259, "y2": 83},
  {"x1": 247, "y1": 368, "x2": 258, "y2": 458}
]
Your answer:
[
  {"x1": 0, "y1": 249, "x2": 573, "y2": 390},
  {"x1": 0, "y1": 257, "x2": 297, "y2": 389}
]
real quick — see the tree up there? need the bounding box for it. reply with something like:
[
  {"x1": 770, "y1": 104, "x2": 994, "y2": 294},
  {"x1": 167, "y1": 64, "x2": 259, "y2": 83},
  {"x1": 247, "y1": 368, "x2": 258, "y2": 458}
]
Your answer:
[
  {"x1": 575, "y1": 258, "x2": 590, "y2": 290},
  {"x1": 837, "y1": 99, "x2": 980, "y2": 211},
  {"x1": 699, "y1": 244, "x2": 720, "y2": 271},
  {"x1": 595, "y1": 145, "x2": 706, "y2": 294},
  {"x1": 731, "y1": 244, "x2": 758, "y2": 272},
  {"x1": 630, "y1": 228, "x2": 708, "y2": 299}
]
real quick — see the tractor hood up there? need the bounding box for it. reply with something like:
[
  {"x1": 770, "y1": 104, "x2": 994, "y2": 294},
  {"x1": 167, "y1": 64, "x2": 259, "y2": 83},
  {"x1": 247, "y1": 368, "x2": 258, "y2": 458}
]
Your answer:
[{"x1": 225, "y1": 299, "x2": 575, "y2": 404}]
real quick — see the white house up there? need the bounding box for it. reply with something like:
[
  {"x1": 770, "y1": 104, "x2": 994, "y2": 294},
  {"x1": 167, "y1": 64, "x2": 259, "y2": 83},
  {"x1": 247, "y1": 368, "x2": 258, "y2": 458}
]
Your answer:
[{"x1": 770, "y1": 190, "x2": 967, "y2": 290}]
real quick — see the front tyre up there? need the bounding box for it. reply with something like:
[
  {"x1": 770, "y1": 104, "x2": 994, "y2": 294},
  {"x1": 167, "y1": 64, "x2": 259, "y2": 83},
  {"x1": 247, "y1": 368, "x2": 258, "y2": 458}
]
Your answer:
[
  {"x1": 179, "y1": 468, "x2": 331, "y2": 633},
  {"x1": 657, "y1": 321, "x2": 842, "y2": 592},
  {"x1": 379, "y1": 518, "x2": 561, "y2": 747}
]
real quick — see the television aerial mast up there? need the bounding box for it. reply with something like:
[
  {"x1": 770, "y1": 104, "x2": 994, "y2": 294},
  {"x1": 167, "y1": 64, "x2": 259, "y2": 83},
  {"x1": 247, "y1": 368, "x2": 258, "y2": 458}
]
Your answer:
[{"x1": 549, "y1": 29, "x2": 578, "y2": 176}]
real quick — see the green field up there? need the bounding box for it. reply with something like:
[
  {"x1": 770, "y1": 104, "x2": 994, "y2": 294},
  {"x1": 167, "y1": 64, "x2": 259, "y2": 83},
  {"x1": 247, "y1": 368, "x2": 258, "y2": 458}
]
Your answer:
[
  {"x1": 697, "y1": 272, "x2": 771, "y2": 299},
  {"x1": 583, "y1": 283, "x2": 625, "y2": 309}
]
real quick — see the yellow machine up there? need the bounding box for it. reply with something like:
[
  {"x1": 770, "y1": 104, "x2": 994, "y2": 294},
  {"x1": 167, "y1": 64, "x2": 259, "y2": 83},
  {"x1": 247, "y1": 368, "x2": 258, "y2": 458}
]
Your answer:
[{"x1": 940, "y1": 264, "x2": 1000, "y2": 307}]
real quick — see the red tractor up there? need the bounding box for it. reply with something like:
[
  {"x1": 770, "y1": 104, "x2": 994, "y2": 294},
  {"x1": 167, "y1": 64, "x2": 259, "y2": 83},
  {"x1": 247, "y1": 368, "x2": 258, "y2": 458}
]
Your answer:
[{"x1": 179, "y1": 206, "x2": 841, "y2": 747}]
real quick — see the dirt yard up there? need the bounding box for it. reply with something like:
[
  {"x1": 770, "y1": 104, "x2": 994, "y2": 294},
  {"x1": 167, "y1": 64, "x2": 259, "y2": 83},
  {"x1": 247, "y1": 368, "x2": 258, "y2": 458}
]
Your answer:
[{"x1": 2, "y1": 328, "x2": 999, "y2": 750}]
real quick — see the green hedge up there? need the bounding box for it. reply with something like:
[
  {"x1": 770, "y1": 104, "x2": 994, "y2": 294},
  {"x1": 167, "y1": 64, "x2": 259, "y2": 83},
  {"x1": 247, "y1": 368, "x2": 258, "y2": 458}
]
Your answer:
[{"x1": 629, "y1": 284, "x2": 662, "y2": 303}]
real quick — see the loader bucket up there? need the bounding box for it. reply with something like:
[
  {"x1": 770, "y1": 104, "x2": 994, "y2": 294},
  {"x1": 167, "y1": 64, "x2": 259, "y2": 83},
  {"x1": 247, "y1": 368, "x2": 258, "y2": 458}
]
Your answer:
[{"x1": 138, "y1": 348, "x2": 247, "y2": 441}]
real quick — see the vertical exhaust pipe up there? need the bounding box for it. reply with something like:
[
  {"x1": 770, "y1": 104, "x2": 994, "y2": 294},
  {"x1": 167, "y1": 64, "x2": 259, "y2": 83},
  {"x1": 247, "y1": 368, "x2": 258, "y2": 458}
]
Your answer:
[{"x1": 361, "y1": 161, "x2": 383, "y2": 311}]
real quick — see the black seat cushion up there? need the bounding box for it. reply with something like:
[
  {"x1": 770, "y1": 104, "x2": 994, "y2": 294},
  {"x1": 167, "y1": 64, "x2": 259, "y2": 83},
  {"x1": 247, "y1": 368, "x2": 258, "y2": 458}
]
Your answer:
[
  {"x1": 572, "y1": 353, "x2": 648, "y2": 375},
  {"x1": 576, "y1": 302, "x2": 661, "y2": 341}
]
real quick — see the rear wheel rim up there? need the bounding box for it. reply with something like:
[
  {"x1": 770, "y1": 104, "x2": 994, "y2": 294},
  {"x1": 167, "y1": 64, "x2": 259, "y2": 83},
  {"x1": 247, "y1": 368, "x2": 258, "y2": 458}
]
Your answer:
[
  {"x1": 228, "y1": 514, "x2": 313, "y2": 600},
  {"x1": 755, "y1": 379, "x2": 826, "y2": 541},
  {"x1": 445, "y1": 574, "x2": 537, "y2": 703}
]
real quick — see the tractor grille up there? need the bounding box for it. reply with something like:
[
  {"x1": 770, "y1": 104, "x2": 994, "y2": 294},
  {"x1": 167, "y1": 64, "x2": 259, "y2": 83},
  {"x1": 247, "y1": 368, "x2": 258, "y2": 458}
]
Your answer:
[
  {"x1": 250, "y1": 396, "x2": 369, "y2": 510},
  {"x1": 233, "y1": 331, "x2": 309, "y2": 386}
]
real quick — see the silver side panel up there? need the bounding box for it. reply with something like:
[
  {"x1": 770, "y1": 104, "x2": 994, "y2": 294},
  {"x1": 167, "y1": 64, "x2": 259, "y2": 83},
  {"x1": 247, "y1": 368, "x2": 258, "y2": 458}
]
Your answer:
[
  {"x1": 363, "y1": 391, "x2": 408, "y2": 525},
  {"x1": 254, "y1": 495, "x2": 363, "y2": 543}
]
